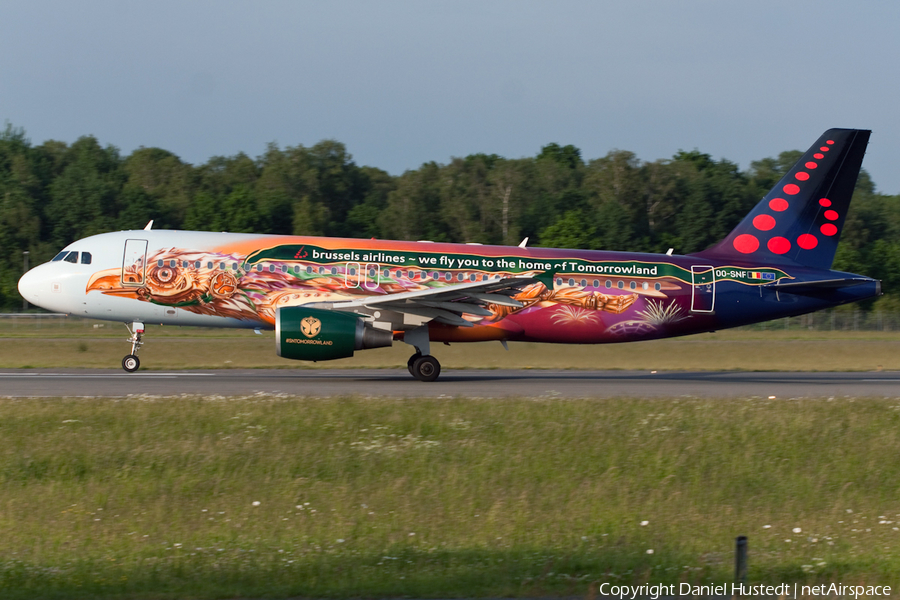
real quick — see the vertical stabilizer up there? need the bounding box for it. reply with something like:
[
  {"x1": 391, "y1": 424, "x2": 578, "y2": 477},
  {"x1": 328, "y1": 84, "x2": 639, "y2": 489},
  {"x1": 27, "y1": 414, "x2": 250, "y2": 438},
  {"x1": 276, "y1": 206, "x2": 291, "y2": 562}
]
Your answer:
[{"x1": 694, "y1": 129, "x2": 870, "y2": 269}]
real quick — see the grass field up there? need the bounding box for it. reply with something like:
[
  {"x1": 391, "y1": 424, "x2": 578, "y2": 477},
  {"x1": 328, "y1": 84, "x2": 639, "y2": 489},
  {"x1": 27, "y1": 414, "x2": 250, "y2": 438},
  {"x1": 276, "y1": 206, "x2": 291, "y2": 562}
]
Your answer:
[
  {"x1": 1, "y1": 315, "x2": 900, "y2": 372},
  {"x1": 2, "y1": 395, "x2": 900, "y2": 599},
  {"x1": 1, "y1": 327, "x2": 899, "y2": 371}
]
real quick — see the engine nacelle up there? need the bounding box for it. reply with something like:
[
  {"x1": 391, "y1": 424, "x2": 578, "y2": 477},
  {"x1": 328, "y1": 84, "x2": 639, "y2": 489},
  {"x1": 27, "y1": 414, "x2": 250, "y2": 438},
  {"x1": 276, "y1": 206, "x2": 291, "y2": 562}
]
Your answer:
[{"x1": 275, "y1": 306, "x2": 393, "y2": 361}]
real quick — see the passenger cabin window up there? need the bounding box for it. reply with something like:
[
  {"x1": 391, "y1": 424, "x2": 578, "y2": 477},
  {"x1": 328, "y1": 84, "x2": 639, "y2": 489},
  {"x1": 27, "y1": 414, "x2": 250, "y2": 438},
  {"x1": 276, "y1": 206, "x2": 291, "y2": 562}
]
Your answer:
[
  {"x1": 80, "y1": 252, "x2": 92, "y2": 265},
  {"x1": 64, "y1": 251, "x2": 78, "y2": 264}
]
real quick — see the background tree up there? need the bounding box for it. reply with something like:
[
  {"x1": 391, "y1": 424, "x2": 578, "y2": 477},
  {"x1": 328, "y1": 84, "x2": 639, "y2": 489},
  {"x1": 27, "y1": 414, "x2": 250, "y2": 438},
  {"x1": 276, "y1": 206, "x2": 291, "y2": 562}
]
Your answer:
[{"x1": 0, "y1": 123, "x2": 896, "y2": 312}]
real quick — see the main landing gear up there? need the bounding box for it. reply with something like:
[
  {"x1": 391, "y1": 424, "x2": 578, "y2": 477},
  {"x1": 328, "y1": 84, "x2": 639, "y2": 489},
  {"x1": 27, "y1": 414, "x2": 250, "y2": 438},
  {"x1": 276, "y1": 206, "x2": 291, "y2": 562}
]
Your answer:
[
  {"x1": 407, "y1": 353, "x2": 441, "y2": 382},
  {"x1": 122, "y1": 321, "x2": 144, "y2": 373},
  {"x1": 403, "y1": 325, "x2": 441, "y2": 382}
]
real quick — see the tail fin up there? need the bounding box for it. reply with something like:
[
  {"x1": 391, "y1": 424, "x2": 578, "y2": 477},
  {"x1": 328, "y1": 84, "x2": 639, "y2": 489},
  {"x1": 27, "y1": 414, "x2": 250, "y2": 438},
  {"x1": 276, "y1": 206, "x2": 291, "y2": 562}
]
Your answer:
[{"x1": 694, "y1": 128, "x2": 870, "y2": 269}]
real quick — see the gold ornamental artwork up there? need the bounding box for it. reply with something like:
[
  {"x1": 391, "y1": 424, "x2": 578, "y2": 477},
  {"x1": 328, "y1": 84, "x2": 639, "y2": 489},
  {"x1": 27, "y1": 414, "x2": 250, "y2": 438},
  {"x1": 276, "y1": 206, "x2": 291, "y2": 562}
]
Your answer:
[{"x1": 301, "y1": 316, "x2": 321, "y2": 338}]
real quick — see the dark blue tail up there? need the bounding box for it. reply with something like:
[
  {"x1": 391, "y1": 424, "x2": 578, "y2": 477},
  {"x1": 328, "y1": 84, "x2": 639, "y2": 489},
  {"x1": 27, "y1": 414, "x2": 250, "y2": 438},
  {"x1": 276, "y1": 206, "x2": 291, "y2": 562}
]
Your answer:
[{"x1": 694, "y1": 128, "x2": 870, "y2": 269}]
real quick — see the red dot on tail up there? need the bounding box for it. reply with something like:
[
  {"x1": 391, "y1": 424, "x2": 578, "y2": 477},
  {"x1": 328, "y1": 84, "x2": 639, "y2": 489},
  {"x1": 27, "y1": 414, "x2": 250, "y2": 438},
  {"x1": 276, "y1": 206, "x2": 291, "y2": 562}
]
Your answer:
[
  {"x1": 820, "y1": 147, "x2": 829, "y2": 151},
  {"x1": 826, "y1": 140, "x2": 834, "y2": 144},
  {"x1": 820, "y1": 223, "x2": 838, "y2": 236},
  {"x1": 819, "y1": 198, "x2": 832, "y2": 207},
  {"x1": 814, "y1": 153, "x2": 824, "y2": 159},
  {"x1": 824, "y1": 210, "x2": 839, "y2": 221},
  {"x1": 733, "y1": 234, "x2": 759, "y2": 254},
  {"x1": 805, "y1": 162, "x2": 817, "y2": 169},
  {"x1": 783, "y1": 184, "x2": 800, "y2": 195},
  {"x1": 753, "y1": 214, "x2": 776, "y2": 231},
  {"x1": 797, "y1": 234, "x2": 818, "y2": 250},
  {"x1": 769, "y1": 198, "x2": 789, "y2": 211},
  {"x1": 795, "y1": 172, "x2": 810, "y2": 181},
  {"x1": 768, "y1": 237, "x2": 791, "y2": 254}
]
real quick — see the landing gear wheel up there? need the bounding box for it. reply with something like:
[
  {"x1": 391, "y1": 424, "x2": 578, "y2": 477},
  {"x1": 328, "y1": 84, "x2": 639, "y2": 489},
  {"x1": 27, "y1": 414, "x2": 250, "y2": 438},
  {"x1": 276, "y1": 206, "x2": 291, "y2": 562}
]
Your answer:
[
  {"x1": 407, "y1": 353, "x2": 422, "y2": 376},
  {"x1": 412, "y1": 355, "x2": 441, "y2": 382},
  {"x1": 122, "y1": 354, "x2": 140, "y2": 373}
]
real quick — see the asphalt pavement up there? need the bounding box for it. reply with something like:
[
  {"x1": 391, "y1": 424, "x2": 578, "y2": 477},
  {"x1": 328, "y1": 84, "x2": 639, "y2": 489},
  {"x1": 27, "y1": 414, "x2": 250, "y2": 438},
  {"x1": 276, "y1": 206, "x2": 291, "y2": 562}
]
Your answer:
[{"x1": 1, "y1": 368, "x2": 899, "y2": 398}]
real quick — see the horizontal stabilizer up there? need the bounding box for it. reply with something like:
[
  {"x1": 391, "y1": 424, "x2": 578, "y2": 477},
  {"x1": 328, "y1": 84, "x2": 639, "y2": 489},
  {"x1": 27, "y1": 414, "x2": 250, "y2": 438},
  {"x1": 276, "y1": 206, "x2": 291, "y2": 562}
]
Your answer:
[{"x1": 766, "y1": 277, "x2": 874, "y2": 295}]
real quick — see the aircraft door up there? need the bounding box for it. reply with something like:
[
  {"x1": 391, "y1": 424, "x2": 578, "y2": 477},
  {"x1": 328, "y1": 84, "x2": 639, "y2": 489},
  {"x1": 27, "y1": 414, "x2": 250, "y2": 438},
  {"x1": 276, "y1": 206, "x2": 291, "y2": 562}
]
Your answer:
[
  {"x1": 691, "y1": 265, "x2": 715, "y2": 313},
  {"x1": 122, "y1": 239, "x2": 149, "y2": 286},
  {"x1": 363, "y1": 263, "x2": 380, "y2": 290}
]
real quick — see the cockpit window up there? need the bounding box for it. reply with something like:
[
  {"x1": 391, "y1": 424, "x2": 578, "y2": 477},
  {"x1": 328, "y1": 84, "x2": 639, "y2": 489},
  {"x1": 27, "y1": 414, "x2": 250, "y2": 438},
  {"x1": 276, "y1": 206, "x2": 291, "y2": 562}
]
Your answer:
[
  {"x1": 63, "y1": 251, "x2": 78, "y2": 264},
  {"x1": 52, "y1": 251, "x2": 68, "y2": 262},
  {"x1": 80, "y1": 252, "x2": 92, "y2": 265}
]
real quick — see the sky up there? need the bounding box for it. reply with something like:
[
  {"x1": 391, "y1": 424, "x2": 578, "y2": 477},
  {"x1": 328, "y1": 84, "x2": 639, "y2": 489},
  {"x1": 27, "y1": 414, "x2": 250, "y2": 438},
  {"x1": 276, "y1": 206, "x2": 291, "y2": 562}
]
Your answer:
[{"x1": 2, "y1": 1, "x2": 899, "y2": 193}]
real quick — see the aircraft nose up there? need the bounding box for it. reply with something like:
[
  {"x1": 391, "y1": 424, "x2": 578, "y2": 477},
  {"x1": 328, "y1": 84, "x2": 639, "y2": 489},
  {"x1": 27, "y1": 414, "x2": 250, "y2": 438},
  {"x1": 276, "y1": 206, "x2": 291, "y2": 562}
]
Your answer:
[{"x1": 18, "y1": 266, "x2": 44, "y2": 304}]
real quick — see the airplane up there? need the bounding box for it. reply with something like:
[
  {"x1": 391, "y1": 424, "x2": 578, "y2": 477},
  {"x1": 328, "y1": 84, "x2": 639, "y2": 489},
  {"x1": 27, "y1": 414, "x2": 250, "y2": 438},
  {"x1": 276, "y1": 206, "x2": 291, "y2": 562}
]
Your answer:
[{"x1": 17, "y1": 129, "x2": 880, "y2": 381}]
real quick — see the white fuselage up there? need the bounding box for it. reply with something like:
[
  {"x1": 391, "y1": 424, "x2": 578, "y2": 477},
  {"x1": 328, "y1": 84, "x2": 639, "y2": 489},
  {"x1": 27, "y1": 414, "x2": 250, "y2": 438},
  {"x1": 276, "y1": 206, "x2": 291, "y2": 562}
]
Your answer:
[{"x1": 18, "y1": 230, "x2": 264, "y2": 328}]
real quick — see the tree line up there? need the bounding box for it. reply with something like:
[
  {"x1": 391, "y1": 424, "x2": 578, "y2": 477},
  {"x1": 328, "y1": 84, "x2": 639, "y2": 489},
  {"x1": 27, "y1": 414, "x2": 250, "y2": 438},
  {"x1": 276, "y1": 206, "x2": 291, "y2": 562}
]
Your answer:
[{"x1": 1, "y1": 123, "x2": 898, "y2": 312}]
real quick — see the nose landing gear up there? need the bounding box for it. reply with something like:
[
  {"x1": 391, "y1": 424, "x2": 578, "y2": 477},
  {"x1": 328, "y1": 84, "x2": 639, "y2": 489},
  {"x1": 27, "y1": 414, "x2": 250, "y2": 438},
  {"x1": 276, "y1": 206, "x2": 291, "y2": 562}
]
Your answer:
[{"x1": 122, "y1": 321, "x2": 144, "y2": 373}]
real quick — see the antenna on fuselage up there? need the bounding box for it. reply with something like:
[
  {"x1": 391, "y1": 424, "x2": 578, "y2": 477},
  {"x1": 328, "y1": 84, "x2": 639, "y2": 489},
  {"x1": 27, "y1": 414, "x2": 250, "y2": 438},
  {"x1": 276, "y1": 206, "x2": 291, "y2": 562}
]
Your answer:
[
  {"x1": 666, "y1": 248, "x2": 674, "y2": 256},
  {"x1": 518, "y1": 237, "x2": 529, "y2": 248},
  {"x1": 143, "y1": 220, "x2": 154, "y2": 231}
]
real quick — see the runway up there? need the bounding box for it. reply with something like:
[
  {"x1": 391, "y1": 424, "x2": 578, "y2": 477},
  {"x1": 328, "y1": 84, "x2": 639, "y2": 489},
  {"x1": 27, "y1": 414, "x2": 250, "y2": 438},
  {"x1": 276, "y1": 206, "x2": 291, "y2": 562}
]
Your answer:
[{"x1": 1, "y1": 368, "x2": 899, "y2": 398}]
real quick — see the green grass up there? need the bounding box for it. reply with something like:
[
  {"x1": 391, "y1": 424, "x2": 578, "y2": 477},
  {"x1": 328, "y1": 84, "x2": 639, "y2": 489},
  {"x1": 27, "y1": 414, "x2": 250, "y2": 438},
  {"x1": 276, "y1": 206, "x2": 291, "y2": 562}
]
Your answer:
[
  {"x1": 1, "y1": 328, "x2": 900, "y2": 371},
  {"x1": 2, "y1": 396, "x2": 900, "y2": 598}
]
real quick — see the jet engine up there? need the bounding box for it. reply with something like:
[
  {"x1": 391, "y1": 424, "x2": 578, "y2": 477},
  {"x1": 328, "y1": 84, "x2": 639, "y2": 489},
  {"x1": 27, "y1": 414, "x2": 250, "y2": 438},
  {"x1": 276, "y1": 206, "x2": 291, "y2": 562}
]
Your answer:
[{"x1": 275, "y1": 306, "x2": 393, "y2": 361}]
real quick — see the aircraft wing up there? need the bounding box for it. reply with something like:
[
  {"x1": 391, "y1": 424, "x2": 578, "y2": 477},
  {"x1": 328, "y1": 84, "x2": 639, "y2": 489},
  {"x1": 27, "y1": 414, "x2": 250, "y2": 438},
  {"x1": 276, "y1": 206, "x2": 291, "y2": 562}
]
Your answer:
[{"x1": 327, "y1": 276, "x2": 535, "y2": 327}]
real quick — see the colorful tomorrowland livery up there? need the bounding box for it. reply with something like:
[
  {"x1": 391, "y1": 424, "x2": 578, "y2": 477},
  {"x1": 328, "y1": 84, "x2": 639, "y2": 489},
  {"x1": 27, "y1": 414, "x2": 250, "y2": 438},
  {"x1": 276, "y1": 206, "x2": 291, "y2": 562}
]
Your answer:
[{"x1": 17, "y1": 129, "x2": 881, "y2": 380}]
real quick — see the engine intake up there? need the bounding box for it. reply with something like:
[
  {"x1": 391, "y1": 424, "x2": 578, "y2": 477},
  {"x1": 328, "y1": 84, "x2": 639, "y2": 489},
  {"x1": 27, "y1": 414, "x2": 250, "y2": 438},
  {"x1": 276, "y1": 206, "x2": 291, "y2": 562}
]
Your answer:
[{"x1": 276, "y1": 306, "x2": 393, "y2": 361}]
